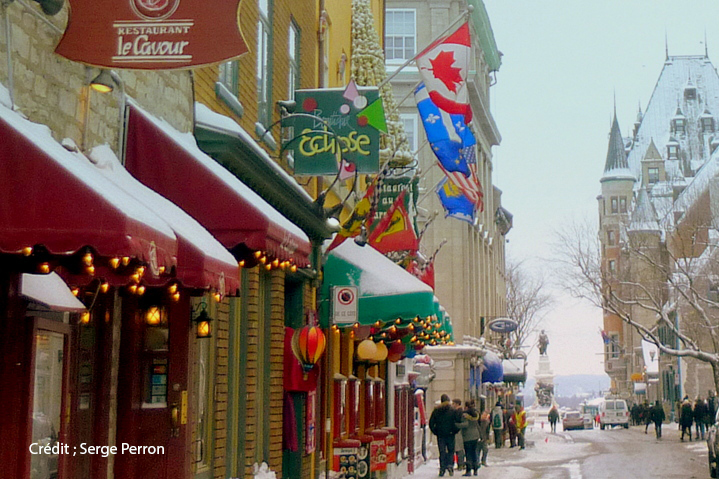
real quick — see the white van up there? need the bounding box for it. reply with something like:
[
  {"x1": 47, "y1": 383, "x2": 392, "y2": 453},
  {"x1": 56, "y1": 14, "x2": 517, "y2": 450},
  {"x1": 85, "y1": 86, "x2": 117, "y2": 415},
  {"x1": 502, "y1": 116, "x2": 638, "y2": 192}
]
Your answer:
[{"x1": 599, "y1": 399, "x2": 630, "y2": 429}]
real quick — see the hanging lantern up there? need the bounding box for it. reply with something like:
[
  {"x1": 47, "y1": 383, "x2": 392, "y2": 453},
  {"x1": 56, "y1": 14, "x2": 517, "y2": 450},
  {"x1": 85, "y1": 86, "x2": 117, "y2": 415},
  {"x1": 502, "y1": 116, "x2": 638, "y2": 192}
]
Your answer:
[
  {"x1": 374, "y1": 341, "x2": 388, "y2": 361},
  {"x1": 291, "y1": 325, "x2": 327, "y2": 376},
  {"x1": 356, "y1": 339, "x2": 377, "y2": 361},
  {"x1": 387, "y1": 341, "x2": 404, "y2": 362}
]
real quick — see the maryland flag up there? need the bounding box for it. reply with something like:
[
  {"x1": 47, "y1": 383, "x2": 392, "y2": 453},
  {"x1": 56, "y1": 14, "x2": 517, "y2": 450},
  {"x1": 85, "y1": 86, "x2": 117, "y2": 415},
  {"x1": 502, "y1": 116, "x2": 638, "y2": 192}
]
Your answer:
[
  {"x1": 367, "y1": 190, "x2": 418, "y2": 254},
  {"x1": 325, "y1": 183, "x2": 377, "y2": 252}
]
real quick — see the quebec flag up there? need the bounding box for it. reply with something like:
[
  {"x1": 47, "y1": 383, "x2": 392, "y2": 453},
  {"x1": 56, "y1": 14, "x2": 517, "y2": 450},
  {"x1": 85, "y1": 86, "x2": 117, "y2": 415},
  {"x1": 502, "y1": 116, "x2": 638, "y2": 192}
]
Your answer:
[
  {"x1": 436, "y1": 177, "x2": 475, "y2": 224},
  {"x1": 415, "y1": 83, "x2": 475, "y2": 177}
]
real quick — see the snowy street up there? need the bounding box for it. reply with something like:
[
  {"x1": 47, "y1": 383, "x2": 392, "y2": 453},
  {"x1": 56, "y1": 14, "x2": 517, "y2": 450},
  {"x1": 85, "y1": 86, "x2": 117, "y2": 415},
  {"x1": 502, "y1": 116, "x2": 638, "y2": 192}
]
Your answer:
[{"x1": 410, "y1": 422, "x2": 708, "y2": 479}]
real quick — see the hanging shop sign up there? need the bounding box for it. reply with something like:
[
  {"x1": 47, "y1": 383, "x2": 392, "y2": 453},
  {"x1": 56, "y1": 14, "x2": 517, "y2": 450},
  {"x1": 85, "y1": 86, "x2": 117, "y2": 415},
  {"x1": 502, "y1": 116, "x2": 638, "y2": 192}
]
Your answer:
[
  {"x1": 331, "y1": 286, "x2": 358, "y2": 325},
  {"x1": 55, "y1": 0, "x2": 248, "y2": 70},
  {"x1": 289, "y1": 83, "x2": 385, "y2": 175},
  {"x1": 488, "y1": 317, "x2": 519, "y2": 333}
]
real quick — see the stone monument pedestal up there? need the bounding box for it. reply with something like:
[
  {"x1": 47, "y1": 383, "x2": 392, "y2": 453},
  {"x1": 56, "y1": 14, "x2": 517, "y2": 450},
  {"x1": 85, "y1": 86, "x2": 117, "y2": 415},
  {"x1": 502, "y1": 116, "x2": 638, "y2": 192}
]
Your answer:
[{"x1": 527, "y1": 354, "x2": 557, "y2": 427}]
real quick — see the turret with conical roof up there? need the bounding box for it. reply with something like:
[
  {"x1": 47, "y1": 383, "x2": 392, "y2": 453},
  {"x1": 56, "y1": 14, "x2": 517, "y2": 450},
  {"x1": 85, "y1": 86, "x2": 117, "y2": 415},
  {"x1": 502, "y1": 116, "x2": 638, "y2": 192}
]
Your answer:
[
  {"x1": 628, "y1": 188, "x2": 660, "y2": 233},
  {"x1": 601, "y1": 113, "x2": 636, "y2": 183}
]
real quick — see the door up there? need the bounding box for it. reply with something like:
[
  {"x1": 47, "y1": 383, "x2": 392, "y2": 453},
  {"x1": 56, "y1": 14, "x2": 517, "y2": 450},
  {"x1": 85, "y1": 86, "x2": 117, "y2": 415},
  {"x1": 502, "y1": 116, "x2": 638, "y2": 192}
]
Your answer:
[
  {"x1": 31, "y1": 320, "x2": 72, "y2": 479},
  {"x1": 115, "y1": 293, "x2": 190, "y2": 479}
]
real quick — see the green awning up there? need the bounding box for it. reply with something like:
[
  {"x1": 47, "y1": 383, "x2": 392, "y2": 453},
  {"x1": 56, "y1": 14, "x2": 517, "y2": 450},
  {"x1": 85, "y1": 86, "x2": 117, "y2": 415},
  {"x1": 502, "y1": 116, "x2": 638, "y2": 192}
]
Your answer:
[{"x1": 321, "y1": 240, "x2": 435, "y2": 327}]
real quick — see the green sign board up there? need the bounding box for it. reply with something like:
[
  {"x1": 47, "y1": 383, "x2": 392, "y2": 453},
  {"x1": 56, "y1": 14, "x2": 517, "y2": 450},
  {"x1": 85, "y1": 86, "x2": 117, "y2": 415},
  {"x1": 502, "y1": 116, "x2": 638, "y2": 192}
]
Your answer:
[{"x1": 288, "y1": 86, "x2": 384, "y2": 176}]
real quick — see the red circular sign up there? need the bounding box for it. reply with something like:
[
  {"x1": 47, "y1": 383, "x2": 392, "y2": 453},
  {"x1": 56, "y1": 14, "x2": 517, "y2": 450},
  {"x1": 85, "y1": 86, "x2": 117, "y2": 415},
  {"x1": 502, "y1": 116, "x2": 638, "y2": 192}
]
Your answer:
[
  {"x1": 337, "y1": 288, "x2": 355, "y2": 305},
  {"x1": 131, "y1": 0, "x2": 180, "y2": 20}
]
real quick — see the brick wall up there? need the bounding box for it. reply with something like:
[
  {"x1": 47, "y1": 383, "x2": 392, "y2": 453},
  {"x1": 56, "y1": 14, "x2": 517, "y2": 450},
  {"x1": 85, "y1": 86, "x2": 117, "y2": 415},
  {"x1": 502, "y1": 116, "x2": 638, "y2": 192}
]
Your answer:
[{"x1": 0, "y1": 3, "x2": 193, "y2": 154}]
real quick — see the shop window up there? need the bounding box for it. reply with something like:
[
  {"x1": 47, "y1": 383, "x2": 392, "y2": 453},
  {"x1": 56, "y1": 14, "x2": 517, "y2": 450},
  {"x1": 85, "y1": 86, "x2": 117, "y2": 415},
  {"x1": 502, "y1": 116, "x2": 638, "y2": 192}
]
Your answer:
[
  {"x1": 385, "y1": 9, "x2": 416, "y2": 62},
  {"x1": 648, "y1": 167, "x2": 659, "y2": 184},
  {"x1": 256, "y1": 0, "x2": 273, "y2": 127}
]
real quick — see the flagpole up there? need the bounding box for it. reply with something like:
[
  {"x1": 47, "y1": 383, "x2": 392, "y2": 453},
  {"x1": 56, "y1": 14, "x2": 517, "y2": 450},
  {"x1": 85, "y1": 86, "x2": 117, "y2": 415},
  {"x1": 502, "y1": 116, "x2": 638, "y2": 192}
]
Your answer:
[
  {"x1": 382, "y1": 79, "x2": 422, "y2": 120},
  {"x1": 377, "y1": 9, "x2": 471, "y2": 90}
]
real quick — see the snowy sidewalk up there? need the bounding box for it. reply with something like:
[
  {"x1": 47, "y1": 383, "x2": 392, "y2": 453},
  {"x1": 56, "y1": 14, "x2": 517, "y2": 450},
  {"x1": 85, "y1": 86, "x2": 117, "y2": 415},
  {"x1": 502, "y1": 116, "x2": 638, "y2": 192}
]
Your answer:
[{"x1": 409, "y1": 423, "x2": 581, "y2": 479}]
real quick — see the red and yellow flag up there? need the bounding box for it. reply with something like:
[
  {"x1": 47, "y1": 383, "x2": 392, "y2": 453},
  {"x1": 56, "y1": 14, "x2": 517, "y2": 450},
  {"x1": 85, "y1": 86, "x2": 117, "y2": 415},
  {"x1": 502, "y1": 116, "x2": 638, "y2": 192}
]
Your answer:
[{"x1": 367, "y1": 190, "x2": 418, "y2": 254}]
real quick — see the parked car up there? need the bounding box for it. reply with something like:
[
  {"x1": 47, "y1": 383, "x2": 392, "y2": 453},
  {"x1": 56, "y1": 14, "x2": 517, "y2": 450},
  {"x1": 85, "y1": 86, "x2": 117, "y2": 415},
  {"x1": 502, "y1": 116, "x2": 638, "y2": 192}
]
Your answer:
[
  {"x1": 580, "y1": 402, "x2": 600, "y2": 429},
  {"x1": 707, "y1": 408, "x2": 719, "y2": 477},
  {"x1": 599, "y1": 399, "x2": 629, "y2": 429},
  {"x1": 562, "y1": 411, "x2": 585, "y2": 431}
]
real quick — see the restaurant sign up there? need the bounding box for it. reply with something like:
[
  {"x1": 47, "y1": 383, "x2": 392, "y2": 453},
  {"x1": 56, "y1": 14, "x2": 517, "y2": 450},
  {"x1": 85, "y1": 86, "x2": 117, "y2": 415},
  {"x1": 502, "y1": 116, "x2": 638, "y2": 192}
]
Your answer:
[
  {"x1": 288, "y1": 82, "x2": 385, "y2": 176},
  {"x1": 55, "y1": 0, "x2": 248, "y2": 70}
]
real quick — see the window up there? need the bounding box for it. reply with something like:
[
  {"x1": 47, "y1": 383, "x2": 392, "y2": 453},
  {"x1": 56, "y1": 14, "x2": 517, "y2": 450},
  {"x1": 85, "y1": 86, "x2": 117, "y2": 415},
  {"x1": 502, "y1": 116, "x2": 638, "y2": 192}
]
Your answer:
[
  {"x1": 608, "y1": 260, "x2": 616, "y2": 273},
  {"x1": 385, "y1": 9, "x2": 416, "y2": 62},
  {"x1": 619, "y1": 196, "x2": 627, "y2": 213},
  {"x1": 667, "y1": 144, "x2": 678, "y2": 160},
  {"x1": 610, "y1": 197, "x2": 618, "y2": 214},
  {"x1": 648, "y1": 167, "x2": 659, "y2": 184},
  {"x1": 218, "y1": 61, "x2": 239, "y2": 95},
  {"x1": 288, "y1": 20, "x2": 300, "y2": 98},
  {"x1": 257, "y1": 0, "x2": 272, "y2": 126},
  {"x1": 703, "y1": 117, "x2": 714, "y2": 133},
  {"x1": 673, "y1": 118, "x2": 685, "y2": 134},
  {"x1": 607, "y1": 230, "x2": 616, "y2": 246},
  {"x1": 400, "y1": 113, "x2": 417, "y2": 152},
  {"x1": 609, "y1": 333, "x2": 620, "y2": 359}
]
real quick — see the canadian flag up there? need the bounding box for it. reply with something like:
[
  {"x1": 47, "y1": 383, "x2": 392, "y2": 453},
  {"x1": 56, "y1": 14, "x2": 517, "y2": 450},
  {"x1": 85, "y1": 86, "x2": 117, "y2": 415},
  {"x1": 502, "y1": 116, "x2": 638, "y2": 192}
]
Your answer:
[{"x1": 416, "y1": 22, "x2": 472, "y2": 124}]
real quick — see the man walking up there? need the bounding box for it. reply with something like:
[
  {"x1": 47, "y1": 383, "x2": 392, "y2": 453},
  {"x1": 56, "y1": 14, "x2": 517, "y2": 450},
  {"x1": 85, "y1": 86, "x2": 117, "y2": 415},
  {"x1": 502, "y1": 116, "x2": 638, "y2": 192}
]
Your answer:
[
  {"x1": 680, "y1": 396, "x2": 694, "y2": 442},
  {"x1": 548, "y1": 406, "x2": 559, "y2": 433},
  {"x1": 650, "y1": 400, "x2": 665, "y2": 439},
  {"x1": 478, "y1": 410, "x2": 491, "y2": 468},
  {"x1": 430, "y1": 394, "x2": 461, "y2": 477},
  {"x1": 490, "y1": 401, "x2": 504, "y2": 449}
]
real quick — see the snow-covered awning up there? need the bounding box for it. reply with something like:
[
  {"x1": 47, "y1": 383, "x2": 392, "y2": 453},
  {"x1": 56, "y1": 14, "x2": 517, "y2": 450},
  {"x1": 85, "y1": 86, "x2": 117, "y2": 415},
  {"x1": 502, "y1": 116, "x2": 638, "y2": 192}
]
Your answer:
[
  {"x1": 320, "y1": 239, "x2": 435, "y2": 326},
  {"x1": 125, "y1": 102, "x2": 311, "y2": 265},
  {"x1": 21, "y1": 272, "x2": 86, "y2": 312},
  {"x1": 87, "y1": 144, "x2": 239, "y2": 295},
  {"x1": 502, "y1": 358, "x2": 527, "y2": 383},
  {"x1": 0, "y1": 97, "x2": 178, "y2": 278}
]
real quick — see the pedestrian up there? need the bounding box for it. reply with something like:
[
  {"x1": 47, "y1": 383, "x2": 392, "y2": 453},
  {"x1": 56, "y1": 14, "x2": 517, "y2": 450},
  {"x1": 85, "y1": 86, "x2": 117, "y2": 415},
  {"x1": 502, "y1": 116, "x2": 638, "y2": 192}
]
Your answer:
[
  {"x1": 631, "y1": 403, "x2": 641, "y2": 426},
  {"x1": 708, "y1": 393, "x2": 717, "y2": 427},
  {"x1": 642, "y1": 401, "x2": 651, "y2": 434},
  {"x1": 548, "y1": 406, "x2": 559, "y2": 433},
  {"x1": 478, "y1": 410, "x2": 491, "y2": 468},
  {"x1": 514, "y1": 402, "x2": 527, "y2": 449},
  {"x1": 680, "y1": 396, "x2": 694, "y2": 442},
  {"x1": 490, "y1": 401, "x2": 504, "y2": 449},
  {"x1": 506, "y1": 406, "x2": 517, "y2": 447},
  {"x1": 650, "y1": 400, "x2": 665, "y2": 439},
  {"x1": 429, "y1": 394, "x2": 461, "y2": 477},
  {"x1": 458, "y1": 400, "x2": 480, "y2": 476},
  {"x1": 452, "y1": 399, "x2": 465, "y2": 472},
  {"x1": 694, "y1": 396, "x2": 707, "y2": 440}
]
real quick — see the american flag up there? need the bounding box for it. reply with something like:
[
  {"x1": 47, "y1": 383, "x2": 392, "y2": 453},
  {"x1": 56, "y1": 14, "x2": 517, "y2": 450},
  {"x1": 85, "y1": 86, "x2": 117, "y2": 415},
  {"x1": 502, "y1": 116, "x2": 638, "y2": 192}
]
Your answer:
[{"x1": 439, "y1": 145, "x2": 484, "y2": 213}]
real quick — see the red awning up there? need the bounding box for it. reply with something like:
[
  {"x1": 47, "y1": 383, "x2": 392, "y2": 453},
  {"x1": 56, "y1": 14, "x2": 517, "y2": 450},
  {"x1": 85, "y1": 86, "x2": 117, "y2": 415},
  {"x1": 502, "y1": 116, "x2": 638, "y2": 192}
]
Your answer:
[
  {"x1": 86, "y1": 145, "x2": 239, "y2": 296},
  {"x1": 0, "y1": 104, "x2": 177, "y2": 278},
  {"x1": 124, "y1": 103, "x2": 312, "y2": 265}
]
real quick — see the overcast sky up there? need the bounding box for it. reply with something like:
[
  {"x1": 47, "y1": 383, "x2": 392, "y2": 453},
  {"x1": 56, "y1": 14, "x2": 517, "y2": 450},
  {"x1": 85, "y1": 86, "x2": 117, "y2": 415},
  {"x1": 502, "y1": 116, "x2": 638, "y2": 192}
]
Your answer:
[{"x1": 483, "y1": 0, "x2": 719, "y2": 377}]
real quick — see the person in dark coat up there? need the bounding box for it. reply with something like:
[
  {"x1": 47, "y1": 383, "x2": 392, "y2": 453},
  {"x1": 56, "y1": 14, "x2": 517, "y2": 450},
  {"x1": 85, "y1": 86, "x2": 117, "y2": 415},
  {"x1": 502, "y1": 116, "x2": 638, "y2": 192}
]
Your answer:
[
  {"x1": 650, "y1": 400, "x2": 665, "y2": 439},
  {"x1": 694, "y1": 397, "x2": 708, "y2": 440},
  {"x1": 458, "y1": 400, "x2": 480, "y2": 476},
  {"x1": 430, "y1": 394, "x2": 461, "y2": 477},
  {"x1": 478, "y1": 410, "x2": 491, "y2": 468},
  {"x1": 548, "y1": 406, "x2": 559, "y2": 433},
  {"x1": 631, "y1": 403, "x2": 641, "y2": 426},
  {"x1": 642, "y1": 401, "x2": 651, "y2": 434},
  {"x1": 680, "y1": 396, "x2": 694, "y2": 441}
]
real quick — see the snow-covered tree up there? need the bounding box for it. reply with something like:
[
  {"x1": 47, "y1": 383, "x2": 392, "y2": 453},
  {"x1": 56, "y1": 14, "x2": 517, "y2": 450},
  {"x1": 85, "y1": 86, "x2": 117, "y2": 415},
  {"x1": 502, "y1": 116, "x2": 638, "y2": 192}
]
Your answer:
[
  {"x1": 505, "y1": 260, "x2": 553, "y2": 356},
  {"x1": 351, "y1": 0, "x2": 413, "y2": 167}
]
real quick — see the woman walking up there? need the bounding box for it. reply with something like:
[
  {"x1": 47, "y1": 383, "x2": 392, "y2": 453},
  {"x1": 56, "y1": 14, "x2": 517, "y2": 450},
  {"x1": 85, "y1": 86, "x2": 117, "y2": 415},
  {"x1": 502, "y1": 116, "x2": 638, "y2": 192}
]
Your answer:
[{"x1": 458, "y1": 400, "x2": 481, "y2": 476}]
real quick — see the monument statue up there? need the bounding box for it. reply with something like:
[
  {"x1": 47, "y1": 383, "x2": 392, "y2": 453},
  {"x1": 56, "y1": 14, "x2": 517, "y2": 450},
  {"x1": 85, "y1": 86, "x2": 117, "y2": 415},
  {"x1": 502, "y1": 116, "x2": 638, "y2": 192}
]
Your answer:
[{"x1": 538, "y1": 330, "x2": 549, "y2": 356}]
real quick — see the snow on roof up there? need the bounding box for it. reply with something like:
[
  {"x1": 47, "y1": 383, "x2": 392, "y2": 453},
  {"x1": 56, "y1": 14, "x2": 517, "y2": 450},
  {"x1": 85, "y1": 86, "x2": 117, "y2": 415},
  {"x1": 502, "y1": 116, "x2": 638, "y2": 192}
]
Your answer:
[
  {"x1": 21, "y1": 272, "x2": 86, "y2": 312},
  {"x1": 329, "y1": 239, "x2": 433, "y2": 297},
  {"x1": 132, "y1": 101, "x2": 309, "y2": 243},
  {"x1": 673, "y1": 153, "x2": 719, "y2": 221},
  {"x1": 0, "y1": 100, "x2": 177, "y2": 245},
  {"x1": 629, "y1": 189, "x2": 660, "y2": 232},
  {"x1": 86, "y1": 144, "x2": 237, "y2": 269},
  {"x1": 627, "y1": 56, "x2": 719, "y2": 182},
  {"x1": 194, "y1": 102, "x2": 314, "y2": 204}
]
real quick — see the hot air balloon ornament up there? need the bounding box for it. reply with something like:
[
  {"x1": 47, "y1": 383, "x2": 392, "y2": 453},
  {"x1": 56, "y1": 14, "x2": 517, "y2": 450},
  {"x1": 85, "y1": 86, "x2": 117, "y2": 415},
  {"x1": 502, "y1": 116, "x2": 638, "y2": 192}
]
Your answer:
[{"x1": 291, "y1": 325, "x2": 327, "y2": 379}]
